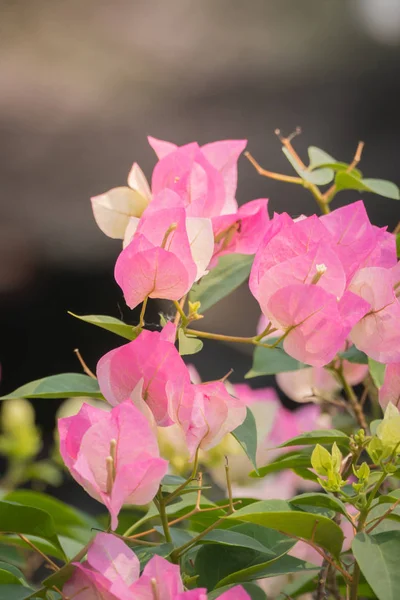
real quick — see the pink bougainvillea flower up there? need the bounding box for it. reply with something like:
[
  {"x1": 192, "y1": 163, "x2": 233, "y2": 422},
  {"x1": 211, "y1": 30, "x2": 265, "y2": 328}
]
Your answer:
[
  {"x1": 320, "y1": 200, "x2": 397, "y2": 281},
  {"x1": 266, "y1": 284, "x2": 369, "y2": 367},
  {"x1": 379, "y1": 363, "x2": 400, "y2": 410},
  {"x1": 149, "y1": 137, "x2": 247, "y2": 217},
  {"x1": 349, "y1": 266, "x2": 400, "y2": 363},
  {"x1": 64, "y1": 532, "x2": 140, "y2": 600},
  {"x1": 97, "y1": 322, "x2": 189, "y2": 425},
  {"x1": 64, "y1": 532, "x2": 249, "y2": 600},
  {"x1": 249, "y1": 213, "x2": 346, "y2": 311},
  {"x1": 212, "y1": 198, "x2": 270, "y2": 259},
  {"x1": 91, "y1": 163, "x2": 152, "y2": 239},
  {"x1": 58, "y1": 401, "x2": 168, "y2": 530},
  {"x1": 115, "y1": 190, "x2": 213, "y2": 308},
  {"x1": 169, "y1": 380, "x2": 247, "y2": 460}
]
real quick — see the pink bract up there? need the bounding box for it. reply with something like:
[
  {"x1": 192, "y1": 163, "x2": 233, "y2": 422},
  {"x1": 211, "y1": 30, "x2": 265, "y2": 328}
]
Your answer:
[
  {"x1": 349, "y1": 266, "x2": 400, "y2": 363},
  {"x1": 212, "y1": 198, "x2": 270, "y2": 259},
  {"x1": 149, "y1": 137, "x2": 247, "y2": 217},
  {"x1": 169, "y1": 380, "x2": 247, "y2": 460},
  {"x1": 379, "y1": 363, "x2": 400, "y2": 410},
  {"x1": 97, "y1": 323, "x2": 189, "y2": 425},
  {"x1": 266, "y1": 284, "x2": 369, "y2": 367},
  {"x1": 58, "y1": 401, "x2": 168, "y2": 530}
]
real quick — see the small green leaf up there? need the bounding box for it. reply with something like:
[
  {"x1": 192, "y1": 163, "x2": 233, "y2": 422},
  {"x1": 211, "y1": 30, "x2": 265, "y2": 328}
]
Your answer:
[
  {"x1": 352, "y1": 531, "x2": 400, "y2": 600},
  {"x1": 0, "y1": 501, "x2": 66, "y2": 559},
  {"x1": 68, "y1": 312, "x2": 138, "y2": 340},
  {"x1": 227, "y1": 499, "x2": 344, "y2": 557},
  {"x1": 232, "y1": 407, "x2": 258, "y2": 473},
  {"x1": 189, "y1": 254, "x2": 254, "y2": 313},
  {"x1": 335, "y1": 172, "x2": 399, "y2": 200},
  {"x1": 369, "y1": 358, "x2": 386, "y2": 389},
  {"x1": 307, "y1": 146, "x2": 337, "y2": 169},
  {"x1": 246, "y1": 342, "x2": 309, "y2": 378},
  {"x1": 0, "y1": 374, "x2": 103, "y2": 401},
  {"x1": 338, "y1": 346, "x2": 368, "y2": 364},
  {"x1": 282, "y1": 148, "x2": 334, "y2": 185},
  {"x1": 278, "y1": 429, "x2": 350, "y2": 449},
  {"x1": 178, "y1": 330, "x2": 203, "y2": 356},
  {"x1": 311, "y1": 444, "x2": 332, "y2": 475}
]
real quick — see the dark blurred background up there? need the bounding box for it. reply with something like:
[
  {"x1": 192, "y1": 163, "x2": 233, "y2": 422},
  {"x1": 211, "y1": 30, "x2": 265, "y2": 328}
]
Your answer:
[{"x1": 1, "y1": 0, "x2": 400, "y2": 446}]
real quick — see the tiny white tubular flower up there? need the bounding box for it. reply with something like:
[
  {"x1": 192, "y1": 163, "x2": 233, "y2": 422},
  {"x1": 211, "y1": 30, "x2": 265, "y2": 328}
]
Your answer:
[{"x1": 91, "y1": 163, "x2": 152, "y2": 239}]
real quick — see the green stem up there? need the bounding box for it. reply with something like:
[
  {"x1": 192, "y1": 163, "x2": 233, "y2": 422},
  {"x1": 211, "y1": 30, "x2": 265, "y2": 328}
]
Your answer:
[
  {"x1": 156, "y1": 492, "x2": 172, "y2": 544},
  {"x1": 170, "y1": 515, "x2": 226, "y2": 561},
  {"x1": 183, "y1": 327, "x2": 289, "y2": 350},
  {"x1": 164, "y1": 449, "x2": 199, "y2": 505},
  {"x1": 333, "y1": 366, "x2": 368, "y2": 432},
  {"x1": 139, "y1": 296, "x2": 148, "y2": 328}
]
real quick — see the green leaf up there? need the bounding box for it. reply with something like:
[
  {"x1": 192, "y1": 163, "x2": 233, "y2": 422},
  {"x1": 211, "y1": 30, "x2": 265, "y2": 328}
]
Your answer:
[
  {"x1": 131, "y1": 543, "x2": 174, "y2": 569},
  {"x1": 307, "y1": 146, "x2": 336, "y2": 169},
  {"x1": 194, "y1": 522, "x2": 297, "y2": 589},
  {"x1": 335, "y1": 172, "x2": 400, "y2": 200},
  {"x1": 251, "y1": 449, "x2": 313, "y2": 478},
  {"x1": 278, "y1": 429, "x2": 350, "y2": 449},
  {"x1": 282, "y1": 148, "x2": 334, "y2": 185},
  {"x1": 0, "y1": 501, "x2": 66, "y2": 559},
  {"x1": 339, "y1": 346, "x2": 368, "y2": 364},
  {"x1": 352, "y1": 531, "x2": 400, "y2": 600},
  {"x1": 208, "y1": 583, "x2": 267, "y2": 600},
  {"x1": 68, "y1": 312, "x2": 138, "y2": 340},
  {"x1": 0, "y1": 373, "x2": 103, "y2": 401},
  {"x1": 0, "y1": 575, "x2": 33, "y2": 600},
  {"x1": 311, "y1": 444, "x2": 332, "y2": 476},
  {"x1": 189, "y1": 254, "x2": 254, "y2": 313},
  {"x1": 369, "y1": 358, "x2": 386, "y2": 389},
  {"x1": 199, "y1": 529, "x2": 275, "y2": 556},
  {"x1": 246, "y1": 342, "x2": 309, "y2": 378},
  {"x1": 232, "y1": 407, "x2": 258, "y2": 473},
  {"x1": 217, "y1": 555, "x2": 319, "y2": 588},
  {"x1": 290, "y1": 493, "x2": 351, "y2": 520},
  {"x1": 0, "y1": 562, "x2": 25, "y2": 581},
  {"x1": 178, "y1": 330, "x2": 203, "y2": 356},
  {"x1": 227, "y1": 499, "x2": 344, "y2": 557},
  {"x1": 3, "y1": 491, "x2": 98, "y2": 541}
]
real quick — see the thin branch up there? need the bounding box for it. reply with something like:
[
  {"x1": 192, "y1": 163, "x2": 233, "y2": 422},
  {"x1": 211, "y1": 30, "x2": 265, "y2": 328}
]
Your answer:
[
  {"x1": 18, "y1": 534, "x2": 59, "y2": 572},
  {"x1": 74, "y1": 348, "x2": 96, "y2": 379}
]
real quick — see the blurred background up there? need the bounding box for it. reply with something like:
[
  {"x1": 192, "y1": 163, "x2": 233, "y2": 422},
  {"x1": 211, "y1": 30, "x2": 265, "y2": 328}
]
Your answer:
[{"x1": 0, "y1": 0, "x2": 400, "y2": 483}]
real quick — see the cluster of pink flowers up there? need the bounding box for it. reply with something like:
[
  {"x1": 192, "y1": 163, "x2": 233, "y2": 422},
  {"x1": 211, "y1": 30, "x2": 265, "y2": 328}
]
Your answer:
[
  {"x1": 251, "y1": 202, "x2": 399, "y2": 366},
  {"x1": 58, "y1": 136, "x2": 400, "y2": 597},
  {"x1": 65, "y1": 533, "x2": 250, "y2": 600}
]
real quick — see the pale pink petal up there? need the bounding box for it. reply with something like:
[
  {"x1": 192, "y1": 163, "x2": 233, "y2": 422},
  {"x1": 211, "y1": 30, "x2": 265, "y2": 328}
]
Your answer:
[
  {"x1": 97, "y1": 329, "x2": 190, "y2": 425},
  {"x1": 64, "y1": 563, "x2": 117, "y2": 600},
  {"x1": 130, "y1": 555, "x2": 183, "y2": 599},
  {"x1": 91, "y1": 187, "x2": 149, "y2": 239},
  {"x1": 267, "y1": 285, "x2": 369, "y2": 367},
  {"x1": 216, "y1": 585, "x2": 251, "y2": 599},
  {"x1": 201, "y1": 139, "x2": 247, "y2": 213},
  {"x1": 58, "y1": 404, "x2": 106, "y2": 471},
  {"x1": 115, "y1": 238, "x2": 192, "y2": 308},
  {"x1": 379, "y1": 363, "x2": 400, "y2": 410},
  {"x1": 349, "y1": 267, "x2": 400, "y2": 363},
  {"x1": 127, "y1": 162, "x2": 152, "y2": 202},
  {"x1": 148, "y1": 136, "x2": 178, "y2": 159},
  {"x1": 87, "y1": 533, "x2": 140, "y2": 587},
  {"x1": 186, "y1": 217, "x2": 214, "y2": 280}
]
